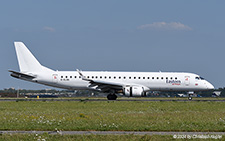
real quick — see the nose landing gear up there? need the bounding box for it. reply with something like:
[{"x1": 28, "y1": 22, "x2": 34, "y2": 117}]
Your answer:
[
  {"x1": 188, "y1": 91, "x2": 194, "y2": 100},
  {"x1": 188, "y1": 96, "x2": 192, "y2": 100}
]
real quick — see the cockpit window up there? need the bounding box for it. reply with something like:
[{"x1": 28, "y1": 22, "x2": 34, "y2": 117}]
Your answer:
[{"x1": 195, "y1": 76, "x2": 204, "y2": 80}]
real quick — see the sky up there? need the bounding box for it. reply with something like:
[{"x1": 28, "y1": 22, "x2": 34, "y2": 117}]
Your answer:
[{"x1": 0, "y1": 1, "x2": 225, "y2": 89}]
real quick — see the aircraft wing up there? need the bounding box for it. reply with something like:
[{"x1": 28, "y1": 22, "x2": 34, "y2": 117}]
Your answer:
[
  {"x1": 76, "y1": 69, "x2": 149, "y2": 93},
  {"x1": 77, "y1": 69, "x2": 127, "y2": 92}
]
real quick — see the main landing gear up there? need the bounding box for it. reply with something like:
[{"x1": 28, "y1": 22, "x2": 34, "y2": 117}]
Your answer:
[
  {"x1": 188, "y1": 96, "x2": 192, "y2": 100},
  {"x1": 107, "y1": 94, "x2": 117, "y2": 100}
]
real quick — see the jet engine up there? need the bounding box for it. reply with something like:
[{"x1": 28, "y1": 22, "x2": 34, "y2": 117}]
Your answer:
[{"x1": 124, "y1": 86, "x2": 146, "y2": 97}]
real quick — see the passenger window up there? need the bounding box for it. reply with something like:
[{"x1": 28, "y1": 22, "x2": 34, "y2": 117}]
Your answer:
[
  {"x1": 175, "y1": 77, "x2": 177, "y2": 80},
  {"x1": 134, "y1": 77, "x2": 136, "y2": 79},
  {"x1": 105, "y1": 76, "x2": 107, "y2": 79},
  {"x1": 170, "y1": 77, "x2": 173, "y2": 79},
  {"x1": 161, "y1": 77, "x2": 163, "y2": 79},
  {"x1": 129, "y1": 77, "x2": 131, "y2": 79},
  {"x1": 74, "y1": 76, "x2": 76, "y2": 78},
  {"x1": 100, "y1": 76, "x2": 102, "y2": 79},
  {"x1": 152, "y1": 77, "x2": 154, "y2": 79},
  {"x1": 166, "y1": 77, "x2": 168, "y2": 79},
  {"x1": 138, "y1": 77, "x2": 141, "y2": 79},
  {"x1": 109, "y1": 76, "x2": 111, "y2": 79},
  {"x1": 114, "y1": 76, "x2": 116, "y2": 79},
  {"x1": 87, "y1": 76, "x2": 89, "y2": 78},
  {"x1": 61, "y1": 76, "x2": 63, "y2": 78},
  {"x1": 143, "y1": 77, "x2": 145, "y2": 79},
  {"x1": 96, "y1": 76, "x2": 98, "y2": 79},
  {"x1": 147, "y1": 77, "x2": 150, "y2": 79},
  {"x1": 119, "y1": 77, "x2": 121, "y2": 79},
  {"x1": 66, "y1": 76, "x2": 68, "y2": 78},
  {"x1": 157, "y1": 77, "x2": 159, "y2": 79},
  {"x1": 79, "y1": 76, "x2": 81, "y2": 78},
  {"x1": 92, "y1": 76, "x2": 94, "y2": 79}
]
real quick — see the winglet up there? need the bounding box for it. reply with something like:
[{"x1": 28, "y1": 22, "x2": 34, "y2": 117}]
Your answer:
[
  {"x1": 76, "y1": 69, "x2": 83, "y2": 77},
  {"x1": 76, "y1": 69, "x2": 91, "y2": 81}
]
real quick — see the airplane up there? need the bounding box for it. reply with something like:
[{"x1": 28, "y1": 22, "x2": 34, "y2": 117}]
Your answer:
[{"x1": 9, "y1": 42, "x2": 214, "y2": 100}]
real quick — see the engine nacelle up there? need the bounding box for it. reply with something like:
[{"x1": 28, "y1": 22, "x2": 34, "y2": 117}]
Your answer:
[{"x1": 124, "y1": 86, "x2": 146, "y2": 97}]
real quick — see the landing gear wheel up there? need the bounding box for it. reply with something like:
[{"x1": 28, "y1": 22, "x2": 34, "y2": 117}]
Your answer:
[
  {"x1": 107, "y1": 94, "x2": 117, "y2": 100},
  {"x1": 188, "y1": 94, "x2": 193, "y2": 100},
  {"x1": 188, "y1": 97, "x2": 192, "y2": 100}
]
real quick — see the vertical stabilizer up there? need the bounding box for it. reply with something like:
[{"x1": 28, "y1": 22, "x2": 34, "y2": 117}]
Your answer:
[{"x1": 14, "y1": 42, "x2": 42, "y2": 72}]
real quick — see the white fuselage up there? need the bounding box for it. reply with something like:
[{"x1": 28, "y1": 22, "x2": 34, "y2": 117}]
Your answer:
[{"x1": 36, "y1": 71, "x2": 214, "y2": 92}]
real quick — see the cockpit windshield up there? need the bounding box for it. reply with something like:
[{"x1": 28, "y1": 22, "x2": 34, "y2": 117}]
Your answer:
[{"x1": 195, "y1": 76, "x2": 204, "y2": 80}]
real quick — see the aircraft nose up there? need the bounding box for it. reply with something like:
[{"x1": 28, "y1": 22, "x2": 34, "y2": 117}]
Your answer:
[{"x1": 206, "y1": 82, "x2": 214, "y2": 90}]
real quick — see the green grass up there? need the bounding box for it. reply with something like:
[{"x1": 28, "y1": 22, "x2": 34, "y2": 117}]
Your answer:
[
  {"x1": 0, "y1": 134, "x2": 224, "y2": 141},
  {"x1": 0, "y1": 134, "x2": 173, "y2": 141},
  {"x1": 0, "y1": 100, "x2": 225, "y2": 131}
]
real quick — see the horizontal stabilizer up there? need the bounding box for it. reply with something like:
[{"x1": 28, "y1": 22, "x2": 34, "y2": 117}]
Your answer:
[{"x1": 9, "y1": 70, "x2": 36, "y2": 80}]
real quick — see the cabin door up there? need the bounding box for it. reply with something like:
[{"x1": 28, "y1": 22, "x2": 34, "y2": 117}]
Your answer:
[
  {"x1": 52, "y1": 74, "x2": 58, "y2": 83},
  {"x1": 184, "y1": 76, "x2": 190, "y2": 86}
]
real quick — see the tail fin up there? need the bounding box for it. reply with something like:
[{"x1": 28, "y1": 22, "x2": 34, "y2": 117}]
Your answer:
[{"x1": 14, "y1": 42, "x2": 42, "y2": 73}]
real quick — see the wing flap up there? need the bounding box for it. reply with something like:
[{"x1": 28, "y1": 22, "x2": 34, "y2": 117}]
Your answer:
[{"x1": 89, "y1": 79, "x2": 124, "y2": 91}]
